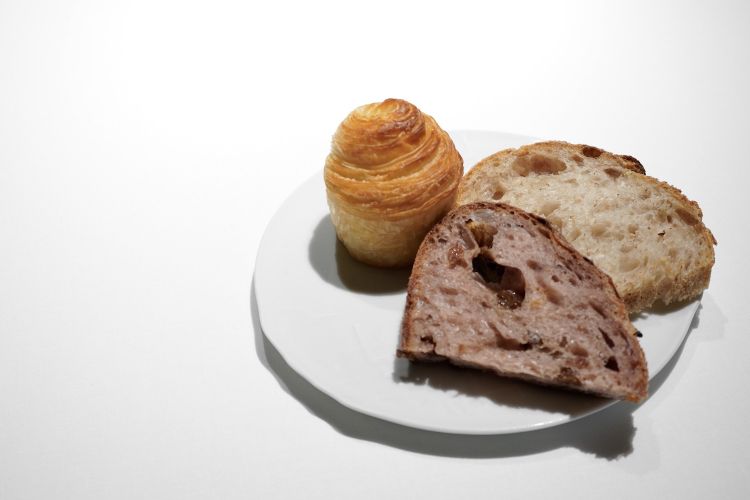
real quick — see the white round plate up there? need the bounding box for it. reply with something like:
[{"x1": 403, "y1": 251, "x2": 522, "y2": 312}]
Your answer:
[{"x1": 254, "y1": 130, "x2": 699, "y2": 435}]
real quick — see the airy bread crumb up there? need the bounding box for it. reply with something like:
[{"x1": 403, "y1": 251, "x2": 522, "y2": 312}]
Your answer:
[{"x1": 457, "y1": 141, "x2": 716, "y2": 312}]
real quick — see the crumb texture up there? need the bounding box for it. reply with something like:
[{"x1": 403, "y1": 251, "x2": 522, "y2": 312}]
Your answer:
[{"x1": 457, "y1": 141, "x2": 715, "y2": 312}]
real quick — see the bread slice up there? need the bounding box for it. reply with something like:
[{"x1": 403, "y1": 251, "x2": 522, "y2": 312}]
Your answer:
[
  {"x1": 457, "y1": 141, "x2": 716, "y2": 312},
  {"x1": 398, "y1": 202, "x2": 648, "y2": 402}
]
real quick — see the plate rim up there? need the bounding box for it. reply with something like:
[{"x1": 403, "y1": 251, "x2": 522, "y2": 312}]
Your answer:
[{"x1": 254, "y1": 129, "x2": 699, "y2": 435}]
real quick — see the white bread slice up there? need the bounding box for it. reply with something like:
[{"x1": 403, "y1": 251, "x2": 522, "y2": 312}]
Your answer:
[
  {"x1": 398, "y1": 202, "x2": 648, "y2": 402},
  {"x1": 456, "y1": 141, "x2": 716, "y2": 312}
]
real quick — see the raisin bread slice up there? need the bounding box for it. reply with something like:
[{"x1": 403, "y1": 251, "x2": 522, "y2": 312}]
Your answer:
[
  {"x1": 456, "y1": 141, "x2": 716, "y2": 312},
  {"x1": 398, "y1": 202, "x2": 648, "y2": 402}
]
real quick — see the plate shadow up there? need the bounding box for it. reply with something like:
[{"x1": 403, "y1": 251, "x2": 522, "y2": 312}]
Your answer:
[
  {"x1": 392, "y1": 358, "x2": 611, "y2": 417},
  {"x1": 630, "y1": 295, "x2": 702, "y2": 322},
  {"x1": 253, "y1": 276, "x2": 703, "y2": 459}
]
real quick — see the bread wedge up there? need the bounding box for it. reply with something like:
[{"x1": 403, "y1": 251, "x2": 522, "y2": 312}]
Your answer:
[
  {"x1": 398, "y1": 202, "x2": 648, "y2": 402},
  {"x1": 457, "y1": 141, "x2": 716, "y2": 312}
]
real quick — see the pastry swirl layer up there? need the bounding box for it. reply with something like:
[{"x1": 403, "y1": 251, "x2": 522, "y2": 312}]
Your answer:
[
  {"x1": 325, "y1": 98, "x2": 462, "y2": 221},
  {"x1": 324, "y1": 99, "x2": 463, "y2": 267}
]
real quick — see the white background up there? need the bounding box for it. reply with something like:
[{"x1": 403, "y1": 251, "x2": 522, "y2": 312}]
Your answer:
[{"x1": 1, "y1": 1, "x2": 748, "y2": 498}]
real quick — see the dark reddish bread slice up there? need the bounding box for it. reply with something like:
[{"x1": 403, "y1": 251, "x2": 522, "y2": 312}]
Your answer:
[{"x1": 398, "y1": 202, "x2": 648, "y2": 402}]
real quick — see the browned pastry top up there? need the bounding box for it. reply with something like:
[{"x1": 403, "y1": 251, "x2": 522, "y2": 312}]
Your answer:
[{"x1": 324, "y1": 98, "x2": 462, "y2": 221}]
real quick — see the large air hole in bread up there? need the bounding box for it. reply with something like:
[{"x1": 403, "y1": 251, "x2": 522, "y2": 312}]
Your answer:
[
  {"x1": 471, "y1": 253, "x2": 526, "y2": 309},
  {"x1": 466, "y1": 219, "x2": 526, "y2": 309},
  {"x1": 511, "y1": 153, "x2": 567, "y2": 176}
]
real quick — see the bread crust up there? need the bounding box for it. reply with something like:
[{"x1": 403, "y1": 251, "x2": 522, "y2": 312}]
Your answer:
[{"x1": 457, "y1": 141, "x2": 716, "y2": 312}]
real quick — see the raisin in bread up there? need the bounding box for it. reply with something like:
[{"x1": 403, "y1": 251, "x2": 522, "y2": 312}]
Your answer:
[
  {"x1": 398, "y1": 202, "x2": 648, "y2": 402},
  {"x1": 457, "y1": 141, "x2": 716, "y2": 312}
]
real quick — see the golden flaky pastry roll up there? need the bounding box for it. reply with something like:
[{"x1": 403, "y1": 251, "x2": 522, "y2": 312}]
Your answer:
[{"x1": 324, "y1": 98, "x2": 463, "y2": 267}]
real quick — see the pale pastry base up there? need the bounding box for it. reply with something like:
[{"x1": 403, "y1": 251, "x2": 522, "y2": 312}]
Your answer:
[{"x1": 327, "y1": 194, "x2": 457, "y2": 268}]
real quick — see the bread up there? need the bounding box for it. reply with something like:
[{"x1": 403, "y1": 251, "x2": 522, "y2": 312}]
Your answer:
[
  {"x1": 324, "y1": 98, "x2": 463, "y2": 267},
  {"x1": 398, "y1": 202, "x2": 648, "y2": 402},
  {"x1": 457, "y1": 141, "x2": 716, "y2": 312}
]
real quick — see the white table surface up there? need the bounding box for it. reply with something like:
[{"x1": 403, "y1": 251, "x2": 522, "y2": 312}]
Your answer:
[{"x1": 1, "y1": 1, "x2": 748, "y2": 499}]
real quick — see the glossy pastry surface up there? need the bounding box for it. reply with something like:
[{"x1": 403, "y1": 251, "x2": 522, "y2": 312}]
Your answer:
[{"x1": 324, "y1": 98, "x2": 463, "y2": 267}]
